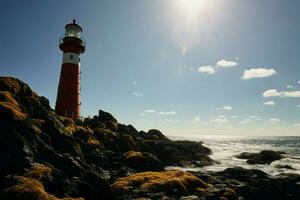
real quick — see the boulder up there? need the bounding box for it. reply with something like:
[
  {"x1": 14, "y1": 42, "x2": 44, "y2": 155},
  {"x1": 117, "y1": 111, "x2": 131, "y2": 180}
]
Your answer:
[
  {"x1": 98, "y1": 110, "x2": 117, "y2": 123},
  {"x1": 236, "y1": 150, "x2": 284, "y2": 164},
  {"x1": 123, "y1": 151, "x2": 164, "y2": 172},
  {"x1": 141, "y1": 129, "x2": 170, "y2": 141}
]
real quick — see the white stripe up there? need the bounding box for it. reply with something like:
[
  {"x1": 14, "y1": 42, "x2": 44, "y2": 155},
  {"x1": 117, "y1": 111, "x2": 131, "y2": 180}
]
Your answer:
[{"x1": 62, "y1": 52, "x2": 80, "y2": 64}]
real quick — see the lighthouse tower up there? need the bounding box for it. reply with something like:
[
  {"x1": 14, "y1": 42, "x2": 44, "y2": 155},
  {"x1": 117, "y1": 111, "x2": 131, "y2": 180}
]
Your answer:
[{"x1": 55, "y1": 20, "x2": 85, "y2": 119}]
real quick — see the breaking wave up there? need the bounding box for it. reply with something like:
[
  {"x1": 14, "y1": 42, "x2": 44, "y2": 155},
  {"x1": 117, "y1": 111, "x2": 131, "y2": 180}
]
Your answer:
[{"x1": 168, "y1": 135, "x2": 300, "y2": 176}]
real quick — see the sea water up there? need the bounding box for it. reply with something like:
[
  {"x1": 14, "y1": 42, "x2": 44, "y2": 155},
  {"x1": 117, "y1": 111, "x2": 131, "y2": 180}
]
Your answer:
[{"x1": 168, "y1": 135, "x2": 300, "y2": 176}]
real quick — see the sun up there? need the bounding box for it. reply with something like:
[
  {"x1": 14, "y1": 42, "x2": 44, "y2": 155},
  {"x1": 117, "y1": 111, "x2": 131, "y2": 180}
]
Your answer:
[
  {"x1": 177, "y1": 0, "x2": 210, "y2": 18},
  {"x1": 169, "y1": 0, "x2": 217, "y2": 55}
]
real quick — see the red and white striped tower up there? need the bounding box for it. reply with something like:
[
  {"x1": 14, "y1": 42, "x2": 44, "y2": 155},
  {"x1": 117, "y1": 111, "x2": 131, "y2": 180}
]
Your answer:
[{"x1": 55, "y1": 20, "x2": 85, "y2": 119}]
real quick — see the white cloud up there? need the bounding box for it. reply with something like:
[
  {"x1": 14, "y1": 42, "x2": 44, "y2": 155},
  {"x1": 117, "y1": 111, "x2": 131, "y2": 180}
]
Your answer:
[
  {"x1": 210, "y1": 115, "x2": 228, "y2": 123},
  {"x1": 133, "y1": 82, "x2": 137, "y2": 85},
  {"x1": 286, "y1": 85, "x2": 293, "y2": 89},
  {"x1": 249, "y1": 115, "x2": 259, "y2": 119},
  {"x1": 264, "y1": 101, "x2": 275, "y2": 106},
  {"x1": 240, "y1": 115, "x2": 263, "y2": 124},
  {"x1": 198, "y1": 66, "x2": 216, "y2": 75},
  {"x1": 269, "y1": 118, "x2": 281, "y2": 123},
  {"x1": 235, "y1": 57, "x2": 239, "y2": 60},
  {"x1": 242, "y1": 68, "x2": 277, "y2": 80},
  {"x1": 216, "y1": 59, "x2": 238, "y2": 68},
  {"x1": 157, "y1": 111, "x2": 176, "y2": 115},
  {"x1": 240, "y1": 119, "x2": 251, "y2": 124},
  {"x1": 197, "y1": 59, "x2": 237, "y2": 75},
  {"x1": 281, "y1": 91, "x2": 300, "y2": 97},
  {"x1": 263, "y1": 89, "x2": 282, "y2": 97},
  {"x1": 133, "y1": 92, "x2": 143, "y2": 97},
  {"x1": 298, "y1": 105, "x2": 300, "y2": 108},
  {"x1": 263, "y1": 89, "x2": 300, "y2": 98},
  {"x1": 223, "y1": 105, "x2": 232, "y2": 110},
  {"x1": 298, "y1": 81, "x2": 300, "y2": 84},
  {"x1": 217, "y1": 105, "x2": 232, "y2": 111},
  {"x1": 139, "y1": 113, "x2": 145, "y2": 116},
  {"x1": 193, "y1": 116, "x2": 201, "y2": 123},
  {"x1": 230, "y1": 115, "x2": 238, "y2": 119},
  {"x1": 144, "y1": 109, "x2": 155, "y2": 113},
  {"x1": 166, "y1": 119, "x2": 180, "y2": 122}
]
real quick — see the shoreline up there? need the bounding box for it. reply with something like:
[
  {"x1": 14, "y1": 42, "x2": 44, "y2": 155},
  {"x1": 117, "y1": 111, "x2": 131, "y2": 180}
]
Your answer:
[{"x1": 1, "y1": 77, "x2": 300, "y2": 200}]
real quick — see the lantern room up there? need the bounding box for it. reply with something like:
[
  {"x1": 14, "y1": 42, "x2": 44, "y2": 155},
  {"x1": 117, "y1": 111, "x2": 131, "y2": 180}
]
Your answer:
[
  {"x1": 65, "y1": 20, "x2": 82, "y2": 38},
  {"x1": 59, "y1": 19, "x2": 85, "y2": 54}
]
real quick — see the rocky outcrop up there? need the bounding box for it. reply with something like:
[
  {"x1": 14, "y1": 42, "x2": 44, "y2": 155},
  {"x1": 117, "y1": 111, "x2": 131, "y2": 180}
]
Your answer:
[
  {"x1": 1, "y1": 77, "x2": 299, "y2": 200},
  {"x1": 192, "y1": 167, "x2": 300, "y2": 200},
  {"x1": 140, "y1": 140, "x2": 214, "y2": 168},
  {"x1": 0, "y1": 77, "x2": 214, "y2": 200},
  {"x1": 236, "y1": 150, "x2": 284, "y2": 164}
]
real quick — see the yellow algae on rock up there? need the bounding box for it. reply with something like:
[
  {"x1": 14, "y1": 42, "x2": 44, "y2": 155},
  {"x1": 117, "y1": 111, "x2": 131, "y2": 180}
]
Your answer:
[{"x1": 111, "y1": 170, "x2": 210, "y2": 195}]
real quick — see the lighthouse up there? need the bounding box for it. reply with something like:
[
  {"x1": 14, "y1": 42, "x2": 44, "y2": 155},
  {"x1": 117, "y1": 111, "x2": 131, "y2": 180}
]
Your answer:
[{"x1": 55, "y1": 20, "x2": 85, "y2": 119}]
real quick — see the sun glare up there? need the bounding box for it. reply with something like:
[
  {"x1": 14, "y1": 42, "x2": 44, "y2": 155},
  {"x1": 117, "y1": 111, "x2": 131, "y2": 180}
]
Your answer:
[
  {"x1": 169, "y1": 0, "x2": 214, "y2": 55},
  {"x1": 177, "y1": 0, "x2": 210, "y2": 19}
]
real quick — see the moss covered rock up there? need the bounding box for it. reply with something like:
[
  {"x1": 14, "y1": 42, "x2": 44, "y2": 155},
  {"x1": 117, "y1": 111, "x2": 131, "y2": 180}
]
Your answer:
[
  {"x1": 111, "y1": 170, "x2": 211, "y2": 197},
  {"x1": 123, "y1": 151, "x2": 164, "y2": 172}
]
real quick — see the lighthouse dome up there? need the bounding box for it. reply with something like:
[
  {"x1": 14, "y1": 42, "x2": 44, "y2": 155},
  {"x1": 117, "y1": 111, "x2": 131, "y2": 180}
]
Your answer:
[
  {"x1": 59, "y1": 20, "x2": 85, "y2": 53},
  {"x1": 65, "y1": 20, "x2": 82, "y2": 38}
]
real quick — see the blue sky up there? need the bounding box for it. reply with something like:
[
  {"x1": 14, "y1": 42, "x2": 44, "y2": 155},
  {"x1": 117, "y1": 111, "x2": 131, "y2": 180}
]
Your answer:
[{"x1": 1, "y1": 0, "x2": 299, "y2": 136}]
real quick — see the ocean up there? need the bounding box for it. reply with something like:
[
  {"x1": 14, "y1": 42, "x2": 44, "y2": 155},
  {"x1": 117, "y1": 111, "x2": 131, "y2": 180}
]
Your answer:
[{"x1": 168, "y1": 135, "x2": 300, "y2": 176}]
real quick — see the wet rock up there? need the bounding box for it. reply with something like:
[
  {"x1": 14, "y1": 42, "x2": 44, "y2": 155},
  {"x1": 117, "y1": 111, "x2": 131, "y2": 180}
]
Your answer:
[
  {"x1": 220, "y1": 188, "x2": 238, "y2": 200},
  {"x1": 180, "y1": 195, "x2": 200, "y2": 200},
  {"x1": 141, "y1": 140, "x2": 214, "y2": 167},
  {"x1": 236, "y1": 150, "x2": 284, "y2": 164},
  {"x1": 275, "y1": 165, "x2": 295, "y2": 170},
  {"x1": 192, "y1": 167, "x2": 300, "y2": 200}
]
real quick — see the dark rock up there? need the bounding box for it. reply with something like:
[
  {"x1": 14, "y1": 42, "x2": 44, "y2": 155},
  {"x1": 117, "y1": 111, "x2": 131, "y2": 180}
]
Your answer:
[
  {"x1": 180, "y1": 195, "x2": 200, "y2": 200},
  {"x1": 220, "y1": 167, "x2": 269, "y2": 181},
  {"x1": 236, "y1": 150, "x2": 284, "y2": 164},
  {"x1": 192, "y1": 167, "x2": 300, "y2": 200},
  {"x1": 70, "y1": 170, "x2": 110, "y2": 200},
  {"x1": 117, "y1": 124, "x2": 139, "y2": 135},
  {"x1": 104, "y1": 120, "x2": 118, "y2": 132},
  {"x1": 123, "y1": 151, "x2": 164, "y2": 172},
  {"x1": 275, "y1": 165, "x2": 295, "y2": 170},
  {"x1": 98, "y1": 110, "x2": 117, "y2": 123},
  {"x1": 141, "y1": 140, "x2": 214, "y2": 167},
  {"x1": 141, "y1": 129, "x2": 170, "y2": 141}
]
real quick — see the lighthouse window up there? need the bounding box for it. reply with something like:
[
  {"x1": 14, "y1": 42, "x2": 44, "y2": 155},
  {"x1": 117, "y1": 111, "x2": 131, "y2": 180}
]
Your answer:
[{"x1": 70, "y1": 55, "x2": 73, "y2": 59}]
